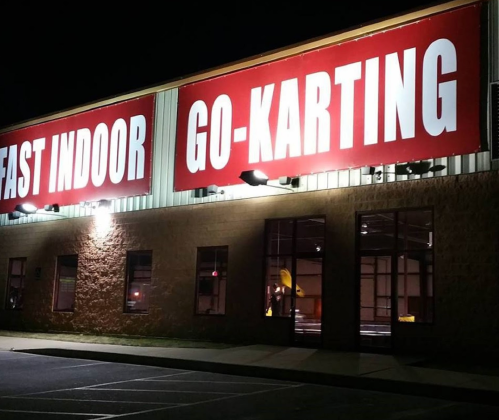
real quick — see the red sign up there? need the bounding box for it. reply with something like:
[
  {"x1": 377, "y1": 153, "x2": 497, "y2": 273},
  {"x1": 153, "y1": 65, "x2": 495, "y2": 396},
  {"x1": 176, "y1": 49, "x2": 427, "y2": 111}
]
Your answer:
[
  {"x1": 0, "y1": 95, "x2": 155, "y2": 214},
  {"x1": 175, "y1": 4, "x2": 481, "y2": 191}
]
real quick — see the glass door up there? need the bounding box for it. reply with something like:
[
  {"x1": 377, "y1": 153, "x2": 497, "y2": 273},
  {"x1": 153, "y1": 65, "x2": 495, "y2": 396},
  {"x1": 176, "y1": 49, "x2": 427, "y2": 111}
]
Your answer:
[
  {"x1": 357, "y1": 208, "x2": 434, "y2": 351},
  {"x1": 359, "y1": 255, "x2": 392, "y2": 349},
  {"x1": 264, "y1": 217, "x2": 325, "y2": 347},
  {"x1": 293, "y1": 256, "x2": 323, "y2": 345}
]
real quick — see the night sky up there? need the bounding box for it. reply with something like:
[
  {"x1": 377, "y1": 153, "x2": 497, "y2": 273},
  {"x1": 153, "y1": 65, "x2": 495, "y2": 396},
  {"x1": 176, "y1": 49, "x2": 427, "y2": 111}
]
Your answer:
[{"x1": 0, "y1": 1, "x2": 443, "y2": 130}]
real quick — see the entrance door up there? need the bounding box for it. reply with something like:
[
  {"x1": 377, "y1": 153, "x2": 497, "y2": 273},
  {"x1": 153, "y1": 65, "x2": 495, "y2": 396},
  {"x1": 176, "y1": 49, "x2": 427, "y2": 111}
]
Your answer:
[
  {"x1": 357, "y1": 209, "x2": 434, "y2": 351},
  {"x1": 293, "y1": 256, "x2": 323, "y2": 346},
  {"x1": 264, "y1": 217, "x2": 325, "y2": 347},
  {"x1": 359, "y1": 255, "x2": 393, "y2": 349}
]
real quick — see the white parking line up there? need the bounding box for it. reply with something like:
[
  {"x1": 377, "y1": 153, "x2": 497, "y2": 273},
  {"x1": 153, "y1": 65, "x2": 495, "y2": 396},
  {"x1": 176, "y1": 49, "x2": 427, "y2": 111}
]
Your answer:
[
  {"x1": 79, "y1": 388, "x2": 242, "y2": 395},
  {"x1": 141, "y1": 379, "x2": 295, "y2": 386},
  {"x1": 0, "y1": 359, "x2": 304, "y2": 420},
  {"x1": 0, "y1": 408, "x2": 105, "y2": 416},
  {"x1": 4, "y1": 396, "x2": 182, "y2": 405},
  {"x1": 54, "y1": 362, "x2": 110, "y2": 369},
  {"x1": 80, "y1": 370, "x2": 195, "y2": 390},
  {"x1": 4, "y1": 370, "x2": 195, "y2": 398},
  {"x1": 91, "y1": 383, "x2": 305, "y2": 420}
]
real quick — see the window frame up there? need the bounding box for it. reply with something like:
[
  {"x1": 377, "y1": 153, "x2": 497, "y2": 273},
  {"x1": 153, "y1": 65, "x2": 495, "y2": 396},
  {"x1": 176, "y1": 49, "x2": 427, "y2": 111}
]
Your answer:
[
  {"x1": 356, "y1": 206, "x2": 435, "y2": 326},
  {"x1": 124, "y1": 250, "x2": 153, "y2": 314},
  {"x1": 263, "y1": 216, "x2": 326, "y2": 319},
  {"x1": 5, "y1": 257, "x2": 26, "y2": 311},
  {"x1": 53, "y1": 254, "x2": 78, "y2": 313},
  {"x1": 194, "y1": 246, "x2": 228, "y2": 316}
]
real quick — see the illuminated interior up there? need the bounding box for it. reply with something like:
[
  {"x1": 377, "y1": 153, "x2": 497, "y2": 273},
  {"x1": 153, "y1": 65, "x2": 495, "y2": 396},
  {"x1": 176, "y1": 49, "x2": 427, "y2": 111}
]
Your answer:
[
  {"x1": 265, "y1": 217, "x2": 324, "y2": 345},
  {"x1": 359, "y1": 209, "x2": 433, "y2": 349}
]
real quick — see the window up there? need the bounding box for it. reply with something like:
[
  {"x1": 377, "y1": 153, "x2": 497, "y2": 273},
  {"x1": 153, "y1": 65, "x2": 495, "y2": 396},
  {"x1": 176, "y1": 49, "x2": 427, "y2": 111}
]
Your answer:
[
  {"x1": 125, "y1": 251, "x2": 152, "y2": 313},
  {"x1": 265, "y1": 218, "x2": 325, "y2": 318},
  {"x1": 359, "y1": 208, "x2": 434, "y2": 324},
  {"x1": 54, "y1": 255, "x2": 78, "y2": 312},
  {"x1": 5, "y1": 258, "x2": 26, "y2": 310},
  {"x1": 264, "y1": 217, "x2": 325, "y2": 344},
  {"x1": 195, "y1": 247, "x2": 227, "y2": 315}
]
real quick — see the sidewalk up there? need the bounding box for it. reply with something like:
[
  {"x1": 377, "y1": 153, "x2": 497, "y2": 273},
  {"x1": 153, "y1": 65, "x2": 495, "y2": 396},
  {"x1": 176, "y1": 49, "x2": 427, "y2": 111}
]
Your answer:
[{"x1": 1, "y1": 334, "x2": 499, "y2": 406}]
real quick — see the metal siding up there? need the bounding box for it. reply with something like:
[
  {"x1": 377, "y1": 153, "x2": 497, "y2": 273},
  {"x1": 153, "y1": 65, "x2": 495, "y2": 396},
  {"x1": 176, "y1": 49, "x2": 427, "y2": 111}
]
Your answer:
[
  {"x1": 448, "y1": 155, "x2": 462, "y2": 175},
  {"x1": 350, "y1": 169, "x2": 361, "y2": 187},
  {"x1": 151, "y1": 91, "x2": 165, "y2": 209},
  {"x1": 478, "y1": 151, "x2": 491, "y2": 171},
  {"x1": 166, "y1": 90, "x2": 178, "y2": 208},
  {"x1": 328, "y1": 172, "x2": 339, "y2": 189},
  {"x1": 463, "y1": 153, "x2": 477, "y2": 173},
  {"x1": 317, "y1": 172, "x2": 328, "y2": 190},
  {"x1": 436, "y1": 157, "x2": 448, "y2": 177},
  {"x1": 338, "y1": 170, "x2": 350, "y2": 188},
  {"x1": 307, "y1": 174, "x2": 318, "y2": 191}
]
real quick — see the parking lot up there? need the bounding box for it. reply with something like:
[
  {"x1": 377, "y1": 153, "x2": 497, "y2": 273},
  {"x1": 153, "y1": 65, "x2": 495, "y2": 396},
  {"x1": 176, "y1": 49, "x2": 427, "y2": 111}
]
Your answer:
[
  {"x1": 2, "y1": 349, "x2": 499, "y2": 419},
  {"x1": 0, "y1": 350, "x2": 306, "y2": 419}
]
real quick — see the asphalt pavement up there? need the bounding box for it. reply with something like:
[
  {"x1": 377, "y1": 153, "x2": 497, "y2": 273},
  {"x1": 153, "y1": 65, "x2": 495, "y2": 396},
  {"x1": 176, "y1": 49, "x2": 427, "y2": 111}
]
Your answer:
[
  {"x1": 1, "y1": 334, "x2": 499, "y2": 407},
  {"x1": 2, "y1": 349, "x2": 499, "y2": 419}
]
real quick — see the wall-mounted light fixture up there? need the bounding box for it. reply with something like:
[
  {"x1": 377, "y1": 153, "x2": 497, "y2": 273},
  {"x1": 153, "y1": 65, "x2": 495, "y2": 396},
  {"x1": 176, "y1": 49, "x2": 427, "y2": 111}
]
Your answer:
[
  {"x1": 8, "y1": 211, "x2": 26, "y2": 220},
  {"x1": 193, "y1": 184, "x2": 225, "y2": 198},
  {"x1": 239, "y1": 170, "x2": 300, "y2": 192},
  {"x1": 80, "y1": 200, "x2": 112, "y2": 210},
  {"x1": 9, "y1": 203, "x2": 36, "y2": 221},
  {"x1": 362, "y1": 162, "x2": 446, "y2": 181},
  {"x1": 94, "y1": 199, "x2": 112, "y2": 215},
  {"x1": 278, "y1": 176, "x2": 300, "y2": 188},
  {"x1": 239, "y1": 170, "x2": 269, "y2": 186},
  {"x1": 14, "y1": 203, "x2": 38, "y2": 214},
  {"x1": 8, "y1": 202, "x2": 64, "y2": 221},
  {"x1": 43, "y1": 204, "x2": 60, "y2": 212},
  {"x1": 80, "y1": 201, "x2": 97, "y2": 209},
  {"x1": 97, "y1": 199, "x2": 112, "y2": 208}
]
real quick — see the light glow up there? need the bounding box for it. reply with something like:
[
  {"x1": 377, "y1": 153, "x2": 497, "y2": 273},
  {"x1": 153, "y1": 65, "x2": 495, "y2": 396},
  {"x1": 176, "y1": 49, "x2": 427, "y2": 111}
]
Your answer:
[
  {"x1": 93, "y1": 207, "x2": 112, "y2": 237},
  {"x1": 16, "y1": 203, "x2": 38, "y2": 214},
  {"x1": 253, "y1": 170, "x2": 268, "y2": 180}
]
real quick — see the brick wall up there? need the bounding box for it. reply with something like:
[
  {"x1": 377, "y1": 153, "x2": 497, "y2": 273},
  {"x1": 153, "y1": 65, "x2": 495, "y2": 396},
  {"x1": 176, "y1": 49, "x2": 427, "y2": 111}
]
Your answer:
[{"x1": 1, "y1": 171, "x2": 498, "y2": 356}]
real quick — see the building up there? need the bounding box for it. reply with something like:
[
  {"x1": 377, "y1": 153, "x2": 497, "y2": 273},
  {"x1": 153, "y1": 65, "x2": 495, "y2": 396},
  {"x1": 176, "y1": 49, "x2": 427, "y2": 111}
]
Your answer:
[{"x1": 1, "y1": 0, "x2": 498, "y2": 357}]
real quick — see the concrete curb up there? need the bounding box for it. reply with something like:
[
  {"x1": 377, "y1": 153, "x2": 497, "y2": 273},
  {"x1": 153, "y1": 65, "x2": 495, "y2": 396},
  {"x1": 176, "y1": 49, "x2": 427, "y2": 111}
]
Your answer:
[{"x1": 15, "y1": 347, "x2": 499, "y2": 407}]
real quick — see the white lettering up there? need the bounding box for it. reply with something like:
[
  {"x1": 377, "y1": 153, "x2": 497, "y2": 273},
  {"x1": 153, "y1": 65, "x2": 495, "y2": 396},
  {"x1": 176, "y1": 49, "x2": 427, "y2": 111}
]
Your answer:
[
  {"x1": 0, "y1": 147, "x2": 6, "y2": 198},
  {"x1": 18, "y1": 142, "x2": 31, "y2": 198},
  {"x1": 275, "y1": 78, "x2": 301, "y2": 160},
  {"x1": 91, "y1": 123, "x2": 109, "y2": 187},
  {"x1": 187, "y1": 101, "x2": 208, "y2": 173},
  {"x1": 4, "y1": 145, "x2": 17, "y2": 199},
  {"x1": 210, "y1": 95, "x2": 232, "y2": 170},
  {"x1": 335, "y1": 62, "x2": 362, "y2": 149},
  {"x1": 49, "y1": 135, "x2": 59, "y2": 193},
  {"x1": 423, "y1": 38, "x2": 457, "y2": 136},
  {"x1": 249, "y1": 84, "x2": 274, "y2": 163},
  {"x1": 57, "y1": 132, "x2": 75, "y2": 192},
  {"x1": 364, "y1": 58, "x2": 379, "y2": 145},
  {"x1": 74, "y1": 129, "x2": 91, "y2": 189},
  {"x1": 385, "y1": 48, "x2": 416, "y2": 142},
  {"x1": 32, "y1": 138, "x2": 45, "y2": 195},
  {"x1": 128, "y1": 115, "x2": 146, "y2": 181},
  {"x1": 110, "y1": 119, "x2": 127, "y2": 184},
  {"x1": 304, "y1": 72, "x2": 331, "y2": 155}
]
